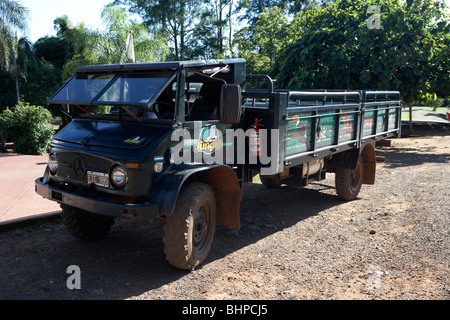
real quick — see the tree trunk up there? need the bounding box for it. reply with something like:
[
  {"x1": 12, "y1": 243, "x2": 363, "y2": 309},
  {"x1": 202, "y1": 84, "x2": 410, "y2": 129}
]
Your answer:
[
  {"x1": 228, "y1": 0, "x2": 233, "y2": 55},
  {"x1": 218, "y1": 1, "x2": 223, "y2": 55},
  {"x1": 12, "y1": 57, "x2": 20, "y2": 105},
  {"x1": 408, "y1": 103, "x2": 413, "y2": 135},
  {"x1": 15, "y1": 75, "x2": 20, "y2": 105}
]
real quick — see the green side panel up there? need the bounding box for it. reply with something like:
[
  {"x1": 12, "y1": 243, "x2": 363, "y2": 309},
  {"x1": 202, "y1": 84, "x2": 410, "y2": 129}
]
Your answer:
[
  {"x1": 388, "y1": 108, "x2": 398, "y2": 130},
  {"x1": 315, "y1": 110, "x2": 335, "y2": 148},
  {"x1": 377, "y1": 109, "x2": 387, "y2": 133},
  {"x1": 339, "y1": 111, "x2": 357, "y2": 142},
  {"x1": 286, "y1": 112, "x2": 312, "y2": 155},
  {"x1": 363, "y1": 107, "x2": 376, "y2": 136}
]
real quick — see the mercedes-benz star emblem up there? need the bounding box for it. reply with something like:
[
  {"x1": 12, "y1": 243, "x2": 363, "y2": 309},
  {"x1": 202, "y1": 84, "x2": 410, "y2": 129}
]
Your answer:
[{"x1": 72, "y1": 156, "x2": 87, "y2": 178}]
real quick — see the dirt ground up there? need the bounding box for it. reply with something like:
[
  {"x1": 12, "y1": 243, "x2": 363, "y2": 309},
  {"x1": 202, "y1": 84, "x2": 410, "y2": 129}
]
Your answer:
[{"x1": 0, "y1": 124, "x2": 448, "y2": 301}]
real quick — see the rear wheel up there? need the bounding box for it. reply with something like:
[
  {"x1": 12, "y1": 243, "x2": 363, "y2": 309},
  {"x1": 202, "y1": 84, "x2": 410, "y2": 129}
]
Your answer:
[
  {"x1": 61, "y1": 204, "x2": 114, "y2": 240},
  {"x1": 163, "y1": 182, "x2": 217, "y2": 270},
  {"x1": 335, "y1": 156, "x2": 364, "y2": 201},
  {"x1": 260, "y1": 174, "x2": 282, "y2": 188}
]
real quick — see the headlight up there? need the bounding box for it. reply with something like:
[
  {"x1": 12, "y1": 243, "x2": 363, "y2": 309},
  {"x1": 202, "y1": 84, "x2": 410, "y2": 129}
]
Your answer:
[
  {"x1": 48, "y1": 154, "x2": 58, "y2": 174},
  {"x1": 111, "y1": 166, "x2": 128, "y2": 189}
]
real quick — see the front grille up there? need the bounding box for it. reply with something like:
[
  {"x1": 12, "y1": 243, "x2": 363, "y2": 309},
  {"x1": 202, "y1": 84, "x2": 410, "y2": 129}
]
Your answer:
[{"x1": 54, "y1": 152, "x2": 113, "y2": 184}]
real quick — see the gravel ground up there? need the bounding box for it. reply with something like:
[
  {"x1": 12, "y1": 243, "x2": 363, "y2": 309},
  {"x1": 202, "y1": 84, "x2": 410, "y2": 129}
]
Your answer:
[{"x1": 0, "y1": 125, "x2": 448, "y2": 301}]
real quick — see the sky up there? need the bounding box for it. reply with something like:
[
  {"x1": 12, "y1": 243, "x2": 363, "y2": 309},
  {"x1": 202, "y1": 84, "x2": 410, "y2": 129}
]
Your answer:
[
  {"x1": 20, "y1": 0, "x2": 113, "y2": 43},
  {"x1": 19, "y1": 0, "x2": 450, "y2": 43}
]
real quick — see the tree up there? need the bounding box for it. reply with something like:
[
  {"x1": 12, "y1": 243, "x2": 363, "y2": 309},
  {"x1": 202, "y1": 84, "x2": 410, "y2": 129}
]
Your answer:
[
  {"x1": 0, "y1": 104, "x2": 54, "y2": 155},
  {"x1": 235, "y1": 6, "x2": 288, "y2": 74},
  {"x1": 96, "y1": 5, "x2": 169, "y2": 64},
  {"x1": 185, "y1": 0, "x2": 239, "y2": 59},
  {"x1": 0, "y1": 0, "x2": 29, "y2": 69},
  {"x1": 253, "y1": 6, "x2": 288, "y2": 67},
  {"x1": 237, "y1": 0, "x2": 290, "y2": 26},
  {"x1": 0, "y1": 0, "x2": 29, "y2": 105},
  {"x1": 44, "y1": 9, "x2": 169, "y2": 80},
  {"x1": 33, "y1": 36, "x2": 72, "y2": 70},
  {"x1": 273, "y1": 0, "x2": 449, "y2": 106},
  {"x1": 114, "y1": 0, "x2": 202, "y2": 60}
]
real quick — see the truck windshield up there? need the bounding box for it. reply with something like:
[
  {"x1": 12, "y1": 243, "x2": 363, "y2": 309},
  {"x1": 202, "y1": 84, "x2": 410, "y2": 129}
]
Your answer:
[
  {"x1": 49, "y1": 71, "x2": 177, "y2": 121},
  {"x1": 50, "y1": 73, "x2": 116, "y2": 104},
  {"x1": 50, "y1": 71, "x2": 175, "y2": 107}
]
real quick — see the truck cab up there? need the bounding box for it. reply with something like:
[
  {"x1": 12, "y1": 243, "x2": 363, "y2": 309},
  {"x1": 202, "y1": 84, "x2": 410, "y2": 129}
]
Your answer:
[{"x1": 36, "y1": 59, "x2": 246, "y2": 270}]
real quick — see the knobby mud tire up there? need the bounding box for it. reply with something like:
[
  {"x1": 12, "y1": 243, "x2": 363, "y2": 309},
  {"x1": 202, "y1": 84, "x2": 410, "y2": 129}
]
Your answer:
[
  {"x1": 335, "y1": 157, "x2": 364, "y2": 201},
  {"x1": 163, "y1": 182, "x2": 217, "y2": 270},
  {"x1": 260, "y1": 175, "x2": 282, "y2": 188},
  {"x1": 61, "y1": 204, "x2": 114, "y2": 240}
]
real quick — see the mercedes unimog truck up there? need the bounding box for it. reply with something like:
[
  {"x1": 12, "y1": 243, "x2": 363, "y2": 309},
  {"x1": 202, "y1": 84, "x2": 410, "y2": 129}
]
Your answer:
[{"x1": 35, "y1": 59, "x2": 401, "y2": 270}]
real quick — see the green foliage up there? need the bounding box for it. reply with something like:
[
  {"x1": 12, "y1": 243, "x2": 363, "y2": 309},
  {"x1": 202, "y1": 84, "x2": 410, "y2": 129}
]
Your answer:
[
  {"x1": 0, "y1": 104, "x2": 54, "y2": 155},
  {"x1": 419, "y1": 91, "x2": 439, "y2": 111},
  {"x1": 20, "y1": 59, "x2": 62, "y2": 107},
  {"x1": 2, "y1": 0, "x2": 448, "y2": 116},
  {"x1": 235, "y1": 6, "x2": 288, "y2": 74},
  {"x1": 186, "y1": 0, "x2": 236, "y2": 59},
  {"x1": 1, "y1": 7, "x2": 169, "y2": 110},
  {"x1": 114, "y1": 0, "x2": 203, "y2": 60},
  {"x1": 57, "y1": 6, "x2": 169, "y2": 79},
  {"x1": 237, "y1": 0, "x2": 291, "y2": 25},
  {"x1": 98, "y1": 5, "x2": 169, "y2": 63},
  {"x1": 0, "y1": 70, "x2": 16, "y2": 109},
  {"x1": 33, "y1": 35, "x2": 72, "y2": 70},
  {"x1": 273, "y1": 0, "x2": 449, "y2": 104},
  {"x1": 0, "y1": 0, "x2": 29, "y2": 69},
  {"x1": 0, "y1": 38, "x2": 62, "y2": 109}
]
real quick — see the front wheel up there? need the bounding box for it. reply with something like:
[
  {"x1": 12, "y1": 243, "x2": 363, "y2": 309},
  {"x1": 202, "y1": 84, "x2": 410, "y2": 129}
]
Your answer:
[
  {"x1": 61, "y1": 204, "x2": 114, "y2": 240},
  {"x1": 335, "y1": 156, "x2": 364, "y2": 201},
  {"x1": 163, "y1": 182, "x2": 217, "y2": 270}
]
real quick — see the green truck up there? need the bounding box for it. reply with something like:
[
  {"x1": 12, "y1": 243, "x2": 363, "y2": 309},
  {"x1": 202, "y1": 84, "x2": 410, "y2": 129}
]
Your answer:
[{"x1": 35, "y1": 59, "x2": 401, "y2": 270}]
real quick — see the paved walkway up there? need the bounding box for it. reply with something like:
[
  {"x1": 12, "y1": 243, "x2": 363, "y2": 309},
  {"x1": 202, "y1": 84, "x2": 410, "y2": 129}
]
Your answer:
[
  {"x1": 0, "y1": 154, "x2": 60, "y2": 226},
  {"x1": 401, "y1": 106, "x2": 450, "y2": 123}
]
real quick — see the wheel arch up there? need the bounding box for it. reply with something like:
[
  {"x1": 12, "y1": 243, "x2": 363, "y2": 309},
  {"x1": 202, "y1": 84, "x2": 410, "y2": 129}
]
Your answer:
[
  {"x1": 327, "y1": 141, "x2": 376, "y2": 185},
  {"x1": 360, "y1": 142, "x2": 376, "y2": 185},
  {"x1": 154, "y1": 165, "x2": 242, "y2": 230}
]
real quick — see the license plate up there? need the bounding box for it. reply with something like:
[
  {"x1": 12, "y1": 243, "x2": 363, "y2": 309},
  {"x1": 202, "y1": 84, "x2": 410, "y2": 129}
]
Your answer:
[{"x1": 87, "y1": 171, "x2": 109, "y2": 188}]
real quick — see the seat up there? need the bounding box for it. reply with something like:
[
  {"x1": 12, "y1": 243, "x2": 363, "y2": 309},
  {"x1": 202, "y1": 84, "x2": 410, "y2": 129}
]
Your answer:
[{"x1": 187, "y1": 83, "x2": 221, "y2": 121}]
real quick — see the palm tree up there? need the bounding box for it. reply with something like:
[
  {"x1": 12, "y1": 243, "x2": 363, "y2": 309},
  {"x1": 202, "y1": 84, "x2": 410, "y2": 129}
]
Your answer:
[
  {"x1": 0, "y1": 0, "x2": 29, "y2": 105},
  {"x1": 0, "y1": 0, "x2": 29, "y2": 69}
]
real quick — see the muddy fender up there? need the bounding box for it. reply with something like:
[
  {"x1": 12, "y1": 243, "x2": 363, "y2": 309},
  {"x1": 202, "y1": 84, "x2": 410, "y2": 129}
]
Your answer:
[{"x1": 153, "y1": 164, "x2": 242, "y2": 230}]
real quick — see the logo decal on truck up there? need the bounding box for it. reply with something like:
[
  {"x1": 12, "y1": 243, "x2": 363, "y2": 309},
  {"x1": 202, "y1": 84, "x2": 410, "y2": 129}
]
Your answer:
[
  {"x1": 154, "y1": 162, "x2": 163, "y2": 173},
  {"x1": 193, "y1": 125, "x2": 223, "y2": 154},
  {"x1": 154, "y1": 156, "x2": 164, "y2": 173},
  {"x1": 124, "y1": 136, "x2": 144, "y2": 144}
]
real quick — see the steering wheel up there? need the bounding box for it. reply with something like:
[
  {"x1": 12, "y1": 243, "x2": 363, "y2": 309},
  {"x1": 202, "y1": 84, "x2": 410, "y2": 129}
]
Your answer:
[{"x1": 153, "y1": 100, "x2": 175, "y2": 119}]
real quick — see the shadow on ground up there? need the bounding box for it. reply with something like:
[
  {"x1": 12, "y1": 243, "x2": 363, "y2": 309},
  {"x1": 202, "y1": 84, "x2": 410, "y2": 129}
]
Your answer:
[
  {"x1": 1, "y1": 122, "x2": 447, "y2": 300},
  {"x1": 377, "y1": 147, "x2": 450, "y2": 169},
  {"x1": 0, "y1": 183, "x2": 342, "y2": 300}
]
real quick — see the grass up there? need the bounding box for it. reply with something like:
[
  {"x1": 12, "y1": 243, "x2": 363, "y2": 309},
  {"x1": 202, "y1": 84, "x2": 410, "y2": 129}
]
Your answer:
[{"x1": 401, "y1": 105, "x2": 449, "y2": 122}]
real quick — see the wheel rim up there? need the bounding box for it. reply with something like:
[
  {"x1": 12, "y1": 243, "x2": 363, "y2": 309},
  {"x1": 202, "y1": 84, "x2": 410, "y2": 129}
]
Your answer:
[{"x1": 193, "y1": 203, "x2": 212, "y2": 252}]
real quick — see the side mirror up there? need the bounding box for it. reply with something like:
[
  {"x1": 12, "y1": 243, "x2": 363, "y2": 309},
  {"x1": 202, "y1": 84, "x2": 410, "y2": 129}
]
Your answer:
[{"x1": 220, "y1": 84, "x2": 242, "y2": 124}]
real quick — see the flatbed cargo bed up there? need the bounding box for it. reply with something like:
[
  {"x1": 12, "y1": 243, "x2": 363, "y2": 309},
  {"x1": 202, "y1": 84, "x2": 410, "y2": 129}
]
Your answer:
[{"x1": 242, "y1": 77, "x2": 401, "y2": 174}]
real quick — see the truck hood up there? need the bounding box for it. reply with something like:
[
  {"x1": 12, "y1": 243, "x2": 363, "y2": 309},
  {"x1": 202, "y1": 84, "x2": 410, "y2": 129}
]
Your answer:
[{"x1": 55, "y1": 118, "x2": 172, "y2": 149}]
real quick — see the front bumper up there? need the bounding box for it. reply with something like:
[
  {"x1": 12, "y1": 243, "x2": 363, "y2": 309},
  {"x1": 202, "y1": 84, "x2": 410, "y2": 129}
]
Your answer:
[{"x1": 35, "y1": 177, "x2": 160, "y2": 220}]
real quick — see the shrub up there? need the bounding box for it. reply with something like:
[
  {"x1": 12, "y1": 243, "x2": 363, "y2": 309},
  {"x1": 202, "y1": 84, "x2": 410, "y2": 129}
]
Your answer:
[{"x1": 0, "y1": 104, "x2": 54, "y2": 155}]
